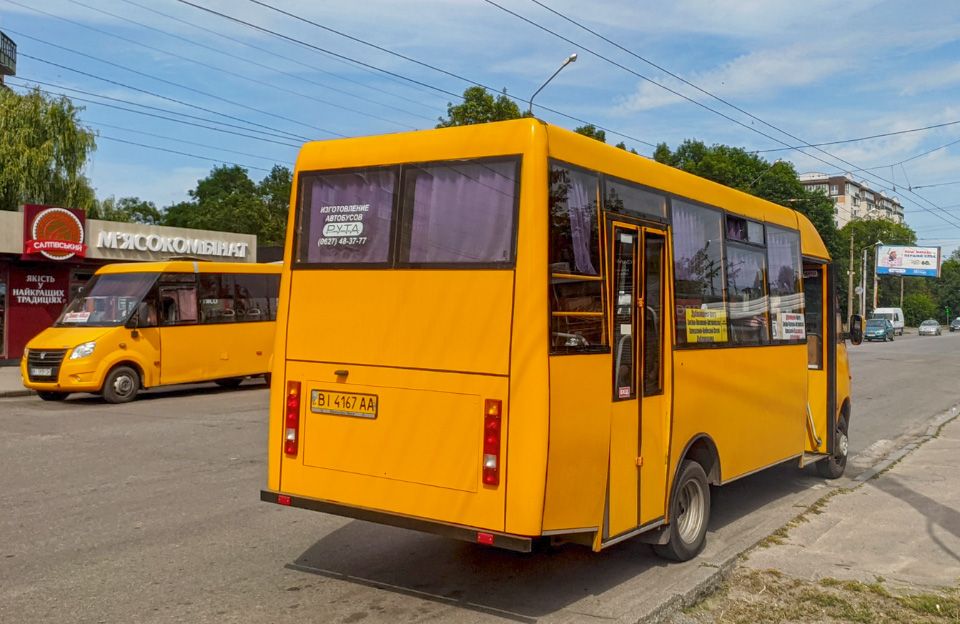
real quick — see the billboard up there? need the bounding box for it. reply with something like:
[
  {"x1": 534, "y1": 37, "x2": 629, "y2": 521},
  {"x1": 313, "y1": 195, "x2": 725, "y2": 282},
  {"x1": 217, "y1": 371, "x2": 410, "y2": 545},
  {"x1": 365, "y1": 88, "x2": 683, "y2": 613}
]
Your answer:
[{"x1": 876, "y1": 245, "x2": 941, "y2": 278}]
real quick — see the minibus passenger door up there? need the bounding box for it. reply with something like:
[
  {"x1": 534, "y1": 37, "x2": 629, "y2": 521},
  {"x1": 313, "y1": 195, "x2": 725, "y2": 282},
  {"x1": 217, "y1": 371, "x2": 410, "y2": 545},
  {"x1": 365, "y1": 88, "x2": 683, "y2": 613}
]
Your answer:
[
  {"x1": 128, "y1": 295, "x2": 161, "y2": 386},
  {"x1": 158, "y1": 283, "x2": 203, "y2": 385},
  {"x1": 607, "y1": 223, "x2": 642, "y2": 539},
  {"x1": 638, "y1": 229, "x2": 667, "y2": 526},
  {"x1": 803, "y1": 262, "x2": 829, "y2": 455}
]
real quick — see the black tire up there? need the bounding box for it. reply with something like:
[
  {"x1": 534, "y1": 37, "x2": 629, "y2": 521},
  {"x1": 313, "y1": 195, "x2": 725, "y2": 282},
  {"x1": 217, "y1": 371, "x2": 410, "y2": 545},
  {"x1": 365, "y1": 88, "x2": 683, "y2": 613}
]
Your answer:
[
  {"x1": 653, "y1": 460, "x2": 711, "y2": 562},
  {"x1": 215, "y1": 377, "x2": 244, "y2": 388},
  {"x1": 102, "y1": 365, "x2": 140, "y2": 404},
  {"x1": 817, "y1": 416, "x2": 849, "y2": 479},
  {"x1": 37, "y1": 391, "x2": 69, "y2": 402},
  {"x1": 890, "y1": 333, "x2": 894, "y2": 342}
]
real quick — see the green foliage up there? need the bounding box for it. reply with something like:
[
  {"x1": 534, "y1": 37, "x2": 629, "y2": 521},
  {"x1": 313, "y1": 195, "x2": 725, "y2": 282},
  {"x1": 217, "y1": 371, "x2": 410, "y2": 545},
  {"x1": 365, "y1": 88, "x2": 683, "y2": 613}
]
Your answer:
[
  {"x1": 436, "y1": 86, "x2": 525, "y2": 127},
  {"x1": 653, "y1": 140, "x2": 839, "y2": 257},
  {"x1": 0, "y1": 87, "x2": 97, "y2": 212},
  {"x1": 91, "y1": 196, "x2": 162, "y2": 224},
  {"x1": 574, "y1": 124, "x2": 606, "y2": 142},
  {"x1": 902, "y1": 292, "x2": 938, "y2": 326},
  {"x1": 837, "y1": 219, "x2": 918, "y2": 316},
  {"x1": 162, "y1": 165, "x2": 292, "y2": 246}
]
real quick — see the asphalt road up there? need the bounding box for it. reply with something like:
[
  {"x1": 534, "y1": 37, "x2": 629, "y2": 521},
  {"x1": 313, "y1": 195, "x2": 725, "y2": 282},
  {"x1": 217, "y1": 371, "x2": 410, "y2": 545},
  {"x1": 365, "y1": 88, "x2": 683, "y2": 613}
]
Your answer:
[{"x1": 2, "y1": 333, "x2": 958, "y2": 623}]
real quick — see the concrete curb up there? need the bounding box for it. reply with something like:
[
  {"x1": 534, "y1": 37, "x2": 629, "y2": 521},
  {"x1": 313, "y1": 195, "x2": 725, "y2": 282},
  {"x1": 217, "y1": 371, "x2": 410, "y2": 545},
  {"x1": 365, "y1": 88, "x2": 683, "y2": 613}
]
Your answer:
[
  {"x1": 0, "y1": 390, "x2": 34, "y2": 398},
  {"x1": 640, "y1": 403, "x2": 960, "y2": 624}
]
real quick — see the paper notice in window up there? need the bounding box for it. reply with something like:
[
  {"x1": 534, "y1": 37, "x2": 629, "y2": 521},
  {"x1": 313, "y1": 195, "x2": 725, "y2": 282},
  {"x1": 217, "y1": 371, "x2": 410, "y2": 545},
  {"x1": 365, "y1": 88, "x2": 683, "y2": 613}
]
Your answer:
[
  {"x1": 685, "y1": 308, "x2": 728, "y2": 343},
  {"x1": 775, "y1": 312, "x2": 806, "y2": 340}
]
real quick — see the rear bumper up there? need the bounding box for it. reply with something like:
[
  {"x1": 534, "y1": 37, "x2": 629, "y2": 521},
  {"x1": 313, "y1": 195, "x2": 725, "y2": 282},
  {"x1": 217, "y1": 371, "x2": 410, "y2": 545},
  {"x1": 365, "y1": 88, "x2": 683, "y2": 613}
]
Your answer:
[{"x1": 260, "y1": 489, "x2": 533, "y2": 553}]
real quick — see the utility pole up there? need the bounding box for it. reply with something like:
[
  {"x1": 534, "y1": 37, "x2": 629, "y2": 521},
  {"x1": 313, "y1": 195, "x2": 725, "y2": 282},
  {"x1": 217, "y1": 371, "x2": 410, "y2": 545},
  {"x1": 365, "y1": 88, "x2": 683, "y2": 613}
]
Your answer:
[
  {"x1": 872, "y1": 245, "x2": 880, "y2": 311},
  {"x1": 847, "y1": 232, "x2": 855, "y2": 319},
  {"x1": 899, "y1": 277, "x2": 904, "y2": 308}
]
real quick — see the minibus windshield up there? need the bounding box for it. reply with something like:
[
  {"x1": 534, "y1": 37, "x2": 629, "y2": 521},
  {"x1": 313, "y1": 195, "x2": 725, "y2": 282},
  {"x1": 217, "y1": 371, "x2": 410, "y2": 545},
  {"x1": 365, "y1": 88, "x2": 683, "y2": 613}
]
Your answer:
[{"x1": 56, "y1": 273, "x2": 158, "y2": 327}]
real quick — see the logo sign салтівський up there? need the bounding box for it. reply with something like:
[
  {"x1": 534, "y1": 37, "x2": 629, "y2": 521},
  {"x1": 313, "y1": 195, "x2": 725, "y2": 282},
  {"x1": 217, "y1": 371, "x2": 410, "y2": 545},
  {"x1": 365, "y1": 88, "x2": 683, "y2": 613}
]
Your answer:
[{"x1": 22, "y1": 205, "x2": 87, "y2": 261}]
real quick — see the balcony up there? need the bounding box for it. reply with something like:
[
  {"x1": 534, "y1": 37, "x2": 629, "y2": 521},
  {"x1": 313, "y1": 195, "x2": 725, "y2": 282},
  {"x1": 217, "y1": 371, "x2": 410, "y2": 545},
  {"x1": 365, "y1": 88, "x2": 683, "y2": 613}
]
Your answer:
[{"x1": 0, "y1": 31, "x2": 16, "y2": 77}]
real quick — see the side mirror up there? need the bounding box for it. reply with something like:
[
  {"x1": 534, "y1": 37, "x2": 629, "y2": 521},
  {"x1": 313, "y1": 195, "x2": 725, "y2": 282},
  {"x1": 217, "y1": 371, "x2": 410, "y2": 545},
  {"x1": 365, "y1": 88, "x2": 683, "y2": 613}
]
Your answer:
[{"x1": 849, "y1": 314, "x2": 864, "y2": 345}]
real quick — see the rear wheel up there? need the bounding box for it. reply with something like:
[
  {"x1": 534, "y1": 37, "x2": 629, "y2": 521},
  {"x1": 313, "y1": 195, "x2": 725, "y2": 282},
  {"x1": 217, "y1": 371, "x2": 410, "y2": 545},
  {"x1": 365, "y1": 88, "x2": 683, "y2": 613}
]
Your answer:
[
  {"x1": 37, "y1": 391, "x2": 68, "y2": 402},
  {"x1": 817, "y1": 416, "x2": 849, "y2": 479},
  {"x1": 102, "y1": 365, "x2": 140, "y2": 404},
  {"x1": 215, "y1": 377, "x2": 244, "y2": 389},
  {"x1": 653, "y1": 460, "x2": 711, "y2": 561}
]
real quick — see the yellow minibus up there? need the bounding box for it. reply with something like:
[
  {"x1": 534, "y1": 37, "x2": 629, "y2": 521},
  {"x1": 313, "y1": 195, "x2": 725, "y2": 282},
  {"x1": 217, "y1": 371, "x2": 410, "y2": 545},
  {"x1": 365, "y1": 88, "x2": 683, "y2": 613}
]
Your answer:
[
  {"x1": 262, "y1": 119, "x2": 858, "y2": 561},
  {"x1": 22, "y1": 260, "x2": 281, "y2": 403}
]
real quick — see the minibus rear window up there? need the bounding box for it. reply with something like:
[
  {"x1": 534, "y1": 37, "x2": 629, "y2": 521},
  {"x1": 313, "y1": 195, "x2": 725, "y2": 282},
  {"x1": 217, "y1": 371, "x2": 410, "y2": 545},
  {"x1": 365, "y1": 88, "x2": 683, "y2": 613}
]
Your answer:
[{"x1": 295, "y1": 157, "x2": 520, "y2": 268}]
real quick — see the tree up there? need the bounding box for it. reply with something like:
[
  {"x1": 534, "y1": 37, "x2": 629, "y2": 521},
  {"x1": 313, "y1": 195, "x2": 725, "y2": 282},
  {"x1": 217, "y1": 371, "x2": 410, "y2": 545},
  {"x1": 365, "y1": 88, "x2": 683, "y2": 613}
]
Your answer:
[
  {"x1": 256, "y1": 165, "x2": 293, "y2": 246},
  {"x1": 162, "y1": 164, "x2": 292, "y2": 246},
  {"x1": 837, "y1": 218, "x2": 917, "y2": 316},
  {"x1": 0, "y1": 87, "x2": 97, "y2": 212},
  {"x1": 902, "y1": 292, "x2": 938, "y2": 326},
  {"x1": 437, "y1": 86, "x2": 524, "y2": 127},
  {"x1": 574, "y1": 124, "x2": 606, "y2": 142},
  {"x1": 91, "y1": 196, "x2": 162, "y2": 224}
]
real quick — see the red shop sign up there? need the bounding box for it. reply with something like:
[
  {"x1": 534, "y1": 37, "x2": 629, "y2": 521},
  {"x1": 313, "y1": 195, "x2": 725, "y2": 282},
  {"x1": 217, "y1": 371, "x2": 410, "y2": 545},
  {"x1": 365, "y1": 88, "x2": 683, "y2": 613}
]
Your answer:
[{"x1": 22, "y1": 204, "x2": 87, "y2": 261}]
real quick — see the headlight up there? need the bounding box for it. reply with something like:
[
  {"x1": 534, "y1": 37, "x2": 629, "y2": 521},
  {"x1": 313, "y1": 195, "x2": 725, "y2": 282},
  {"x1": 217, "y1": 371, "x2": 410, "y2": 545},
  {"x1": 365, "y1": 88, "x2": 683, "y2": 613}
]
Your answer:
[{"x1": 70, "y1": 341, "x2": 96, "y2": 360}]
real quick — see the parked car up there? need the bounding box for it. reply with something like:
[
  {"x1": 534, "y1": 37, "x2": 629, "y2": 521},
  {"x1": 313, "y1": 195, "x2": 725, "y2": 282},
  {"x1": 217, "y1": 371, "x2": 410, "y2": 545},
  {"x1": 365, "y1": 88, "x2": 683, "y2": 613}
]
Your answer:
[
  {"x1": 950, "y1": 317, "x2": 960, "y2": 332},
  {"x1": 864, "y1": 318, "x2": 895, "y2": 342},
  {"x1": 918, "y1": 319, "x2": 942, "y2": 336},
  {"x1": 871, "y1": 307, "x2": 905, "y2": 336}
]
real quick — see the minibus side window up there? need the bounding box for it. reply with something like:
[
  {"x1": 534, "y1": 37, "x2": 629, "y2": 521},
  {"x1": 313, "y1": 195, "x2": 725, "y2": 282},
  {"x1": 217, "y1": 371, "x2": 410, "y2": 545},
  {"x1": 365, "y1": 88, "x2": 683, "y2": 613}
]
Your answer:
[
  {"x1": 767, "y1": 226, "x2": 804, "y2": 342},
  {"x1": 725, "y1": 244, "x2": 770, "y2": 345},
  {"x1": 160, "y1": 285, "x2": 197, "y2": 325},
  {"x1": 549, "y1": 162, "x2": 607, "y2": 353},
  {"x1": 673, "y1": 200, "x2": 726, "y2": 346},
  {"x1": 199, "y1": 274, "x2": 236, "y2": 324},
  {"x1": 234, "y1": 274, "x2": 277, "y2": 322},
  {"x1": 398, "y1": 159, "x2": 518, "y2": 265}
]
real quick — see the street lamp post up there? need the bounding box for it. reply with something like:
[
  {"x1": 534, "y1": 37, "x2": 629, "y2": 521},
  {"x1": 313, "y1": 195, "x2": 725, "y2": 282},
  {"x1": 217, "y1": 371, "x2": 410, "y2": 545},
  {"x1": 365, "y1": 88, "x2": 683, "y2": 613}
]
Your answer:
[
  {"x1": 859, "y1": 240, "x2": 882, "y2": 317},
  {"x1": 527, "y1": 53, "x2": 577, "y2": 115}
]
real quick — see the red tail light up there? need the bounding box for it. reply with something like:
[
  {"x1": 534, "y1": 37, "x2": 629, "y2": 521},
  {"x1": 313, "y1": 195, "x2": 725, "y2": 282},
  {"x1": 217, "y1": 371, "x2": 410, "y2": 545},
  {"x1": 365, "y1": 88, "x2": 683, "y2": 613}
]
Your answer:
[
  {"x1": 482, "y1": 399, "x2": 502, "y2": 486},
  {"x1": 284, "y1": 381, "x2": 301, "y2": 456}
]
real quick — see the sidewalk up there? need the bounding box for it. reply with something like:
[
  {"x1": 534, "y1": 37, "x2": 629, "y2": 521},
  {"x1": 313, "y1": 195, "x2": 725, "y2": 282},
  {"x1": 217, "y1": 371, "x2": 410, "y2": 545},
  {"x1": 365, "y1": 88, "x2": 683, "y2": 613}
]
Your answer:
[
  {"x1": 668, "y1": 408, "x2": 960, "y2": 622},
  {"x1": 0, "y1": 364, "x2": 32, "y2": 398}
]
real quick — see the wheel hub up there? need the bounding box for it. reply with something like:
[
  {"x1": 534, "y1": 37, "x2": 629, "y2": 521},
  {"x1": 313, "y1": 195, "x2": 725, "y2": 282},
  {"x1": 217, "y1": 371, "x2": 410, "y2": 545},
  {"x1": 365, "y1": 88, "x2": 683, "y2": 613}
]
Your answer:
[{"x1": 114, "y1": 374, "x2": 134, "y2": 396}]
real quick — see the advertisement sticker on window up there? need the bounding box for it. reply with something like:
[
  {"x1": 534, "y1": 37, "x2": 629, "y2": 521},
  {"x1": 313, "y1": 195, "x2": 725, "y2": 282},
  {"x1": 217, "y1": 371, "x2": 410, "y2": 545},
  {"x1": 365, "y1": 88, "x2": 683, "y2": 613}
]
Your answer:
[
  {"x1": 774, "y1": 312, "x2": 806, "y2": 340},
  {"x1": 685, "y1": 308, "x2": 728, "y2": 343}
]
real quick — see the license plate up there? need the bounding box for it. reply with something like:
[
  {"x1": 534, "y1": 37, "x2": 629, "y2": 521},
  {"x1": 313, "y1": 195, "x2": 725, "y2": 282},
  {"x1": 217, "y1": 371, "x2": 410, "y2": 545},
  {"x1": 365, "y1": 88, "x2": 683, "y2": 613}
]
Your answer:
[
  {"x1": 311, "y1": 389, "x2": 378, "y2": 419},
  {"x1": 30, "y1": 367, "x2": 53, "y2": 377}
]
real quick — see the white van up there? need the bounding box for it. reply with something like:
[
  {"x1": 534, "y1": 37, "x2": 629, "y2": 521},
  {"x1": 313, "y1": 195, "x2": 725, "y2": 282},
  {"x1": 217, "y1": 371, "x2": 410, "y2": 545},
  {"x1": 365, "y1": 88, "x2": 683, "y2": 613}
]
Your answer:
[{"x1": 871, "y1": 307, "x2": 904, "y2": 335}]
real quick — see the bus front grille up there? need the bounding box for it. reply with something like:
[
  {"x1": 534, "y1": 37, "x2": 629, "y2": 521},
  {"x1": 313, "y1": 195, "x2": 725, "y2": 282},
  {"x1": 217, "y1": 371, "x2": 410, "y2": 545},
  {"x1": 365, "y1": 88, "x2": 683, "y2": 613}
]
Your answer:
[{"x1": 27, "y1": 349, "x2": 68, "y2": 382}]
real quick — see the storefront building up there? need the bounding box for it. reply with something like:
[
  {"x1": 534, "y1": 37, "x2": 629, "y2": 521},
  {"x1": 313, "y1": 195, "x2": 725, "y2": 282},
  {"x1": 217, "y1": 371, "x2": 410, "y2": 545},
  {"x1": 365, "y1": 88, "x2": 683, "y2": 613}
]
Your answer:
[{"x1": 0, "y1": 206, "x2": 257, "y2": 362}]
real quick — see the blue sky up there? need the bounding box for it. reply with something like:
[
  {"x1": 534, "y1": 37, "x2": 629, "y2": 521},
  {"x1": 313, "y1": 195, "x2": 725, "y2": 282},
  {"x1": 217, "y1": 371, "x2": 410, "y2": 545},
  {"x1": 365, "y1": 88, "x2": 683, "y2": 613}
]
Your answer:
[{"x1": 3, "y1": 0, "x2": 960, "y2": 253}]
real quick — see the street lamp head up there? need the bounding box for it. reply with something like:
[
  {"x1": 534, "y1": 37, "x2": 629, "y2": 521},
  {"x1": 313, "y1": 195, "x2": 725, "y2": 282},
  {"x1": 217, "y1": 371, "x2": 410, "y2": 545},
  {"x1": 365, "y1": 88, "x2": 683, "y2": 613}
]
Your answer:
[{"x1": 528, "y1": 52, "x2": 579, "y2": 115}]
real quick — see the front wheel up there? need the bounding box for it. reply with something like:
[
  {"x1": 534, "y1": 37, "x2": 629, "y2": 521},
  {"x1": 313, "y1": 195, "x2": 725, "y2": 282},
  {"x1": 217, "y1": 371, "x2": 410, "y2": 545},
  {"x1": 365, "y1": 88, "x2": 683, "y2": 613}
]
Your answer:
[
  {"x1": 653, "y1": 460, "x2": 711, "y2": 561},
  {"x1": 102, "y1": 365, "x2": 140, "y2": 404},
  {"x1": 817, "y1": 416, "x2": 848, "y2": 479},
  {"x1": 37, "y1": 391, "x2": 69, "y2": 402}
]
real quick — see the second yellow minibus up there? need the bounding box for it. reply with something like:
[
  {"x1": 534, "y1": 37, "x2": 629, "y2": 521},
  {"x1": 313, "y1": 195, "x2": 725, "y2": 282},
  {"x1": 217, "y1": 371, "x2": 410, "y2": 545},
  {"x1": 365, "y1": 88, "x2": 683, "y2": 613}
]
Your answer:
[
  {"x1": 22, "y1": 261, "x2": 281, "y2": 403},
  {"x1": 263, "y1": 119, "x2": 857, "y2": 561}
]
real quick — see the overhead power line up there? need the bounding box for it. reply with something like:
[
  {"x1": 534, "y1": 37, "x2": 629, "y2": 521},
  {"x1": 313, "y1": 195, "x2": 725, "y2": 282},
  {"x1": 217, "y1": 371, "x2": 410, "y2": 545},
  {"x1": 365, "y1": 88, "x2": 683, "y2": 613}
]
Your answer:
[
  {"x1": 493, "y1": 0, "x2": 960, "y2": 231},
  {"x1": 176, "y1": 0, "x2": 658, "y2": 148},
  {"x1": 97, "y1": 135, "x2": 276, "y2": 173},
  {"x1": 61, "y1": 0, "x2": 418, "y2": 130},
  {"x1": 4, "y1": 22, "x2": 335, "y2": 140},
  {"x1": 751, "y1": 119, "x2": 960, "y2": 153},
  {"x1": 8, "y1": 78, "x2": 301, "y2": 148},
  {"x1": 114, "y1": 0, "x2": 441, "y2": 118}
]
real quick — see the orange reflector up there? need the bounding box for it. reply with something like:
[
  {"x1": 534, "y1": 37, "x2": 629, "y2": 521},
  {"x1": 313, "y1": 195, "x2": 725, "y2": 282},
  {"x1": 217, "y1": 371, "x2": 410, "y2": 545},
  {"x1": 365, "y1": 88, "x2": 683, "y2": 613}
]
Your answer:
[
  {"x1": 277, "y1": 494, "x2": 291, "y2": 506},
  {"x1": 477, "y1": 532, "x2": 495, "y2": 546}
]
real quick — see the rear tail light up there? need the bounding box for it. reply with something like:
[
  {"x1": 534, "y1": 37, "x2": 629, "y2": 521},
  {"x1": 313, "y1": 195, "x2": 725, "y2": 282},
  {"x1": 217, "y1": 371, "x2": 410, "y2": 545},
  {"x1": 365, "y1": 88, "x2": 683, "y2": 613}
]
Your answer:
[
  {"x1": 284, "y1": 381, "x2": 301, "y2": 456},
  {"x1": 482, "y1": 399, "x2": 502, "y2": 486}
]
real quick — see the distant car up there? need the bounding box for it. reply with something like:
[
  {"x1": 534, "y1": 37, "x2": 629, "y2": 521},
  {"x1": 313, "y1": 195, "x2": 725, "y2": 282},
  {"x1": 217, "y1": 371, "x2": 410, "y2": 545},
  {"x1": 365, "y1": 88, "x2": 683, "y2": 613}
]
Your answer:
[
  {"x1": 864, "y1": 318, "x2": 895, "y2": 342},
  {"x1": 918, "y1": 319, "x2": 942, "y2": 336},
  {"x1": 950, "y1": 318, "x2": 960, "y2": 332}
]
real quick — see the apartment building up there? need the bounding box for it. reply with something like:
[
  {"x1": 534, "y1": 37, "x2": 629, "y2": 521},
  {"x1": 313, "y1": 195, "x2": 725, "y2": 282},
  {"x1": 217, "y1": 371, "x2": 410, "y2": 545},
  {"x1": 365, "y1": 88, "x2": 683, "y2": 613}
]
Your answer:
[{"x1": 799, "y1": 173, "x2": 904, "y2": 228}]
